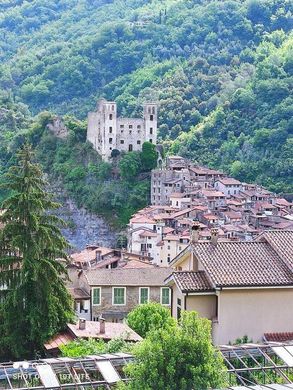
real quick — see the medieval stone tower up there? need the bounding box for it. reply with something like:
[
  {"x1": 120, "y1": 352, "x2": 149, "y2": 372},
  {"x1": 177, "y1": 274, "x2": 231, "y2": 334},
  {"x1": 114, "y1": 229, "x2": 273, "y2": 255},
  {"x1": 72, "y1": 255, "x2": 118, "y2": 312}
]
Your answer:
[{"x1": 87, "y1": 99, "x2": 158, "y2": 161}]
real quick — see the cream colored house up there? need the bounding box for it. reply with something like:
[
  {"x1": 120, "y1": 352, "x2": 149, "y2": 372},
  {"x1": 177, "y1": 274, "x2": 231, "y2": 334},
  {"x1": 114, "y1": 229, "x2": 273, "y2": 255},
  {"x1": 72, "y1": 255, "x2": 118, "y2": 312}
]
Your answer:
[{"x1": 166, "y1": 229, "x2": 293, "y2": 345}]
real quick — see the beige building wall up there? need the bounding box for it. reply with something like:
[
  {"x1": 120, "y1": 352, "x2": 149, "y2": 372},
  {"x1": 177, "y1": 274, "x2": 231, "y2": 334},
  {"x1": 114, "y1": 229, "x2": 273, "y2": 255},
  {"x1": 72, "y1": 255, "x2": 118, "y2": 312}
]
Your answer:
[
  {"x1": 186, "y1": 295, "x2": 217, "y2": 320},
  {"x1": 213, "y1": 288, "x2": 293, "y2": 345},
  {"x1": 171, "y1": 285, "x2": 184, "y2": 320}
]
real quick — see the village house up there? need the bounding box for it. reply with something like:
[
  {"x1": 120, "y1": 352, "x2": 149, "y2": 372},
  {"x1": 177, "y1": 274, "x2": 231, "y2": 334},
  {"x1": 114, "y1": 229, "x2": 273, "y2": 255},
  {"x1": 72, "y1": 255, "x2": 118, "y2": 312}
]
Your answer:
[
  {"x1": 44, "y1": 318, "x2": 142, "y2": 356},
  {"x1": 214, "y1": 177, "x2": 242, "y2": 197},
  {"x1": 166, "y1": 228, "x2": 293, "y2": 345},
  {"x1": 87, "y1": 99, "x2": 157, "y2": 161},
  {"x1": 68, "y1": 267, "x2": 171, "y2": 323},
  {"x1": 70, "y1": 245, "x2": 152, "y2": 270}
]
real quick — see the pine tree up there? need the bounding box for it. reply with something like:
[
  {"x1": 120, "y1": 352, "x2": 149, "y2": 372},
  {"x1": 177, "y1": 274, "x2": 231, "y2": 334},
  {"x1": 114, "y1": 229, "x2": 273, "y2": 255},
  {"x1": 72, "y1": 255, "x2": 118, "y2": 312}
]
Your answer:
[{"x1": 0, "y1": 143, "x2": 74, "y2": 360}]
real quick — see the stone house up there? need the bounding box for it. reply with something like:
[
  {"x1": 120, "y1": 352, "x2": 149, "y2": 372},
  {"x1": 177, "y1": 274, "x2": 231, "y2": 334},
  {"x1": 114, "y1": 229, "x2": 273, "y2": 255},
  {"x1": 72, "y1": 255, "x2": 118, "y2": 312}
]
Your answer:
[
  {"x1": 69, "y1": 267, "x2": 172, "y2": 323},
  {"x1": 166, "y1": 229, "x2": 293, "y2": 345},
  {"x1": 215, "y1": 178, "x2": 242, "y2": 197},
  {"x1": 87, "y1": 99, "x2": 157, "y2": 161}
]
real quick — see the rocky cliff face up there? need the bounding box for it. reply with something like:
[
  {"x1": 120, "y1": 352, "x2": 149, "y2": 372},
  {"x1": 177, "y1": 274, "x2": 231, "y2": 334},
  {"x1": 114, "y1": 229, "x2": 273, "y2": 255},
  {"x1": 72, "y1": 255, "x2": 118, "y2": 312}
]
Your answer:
[{"x1": 60, "y1": 199, "x2": 118, "y2": 252}]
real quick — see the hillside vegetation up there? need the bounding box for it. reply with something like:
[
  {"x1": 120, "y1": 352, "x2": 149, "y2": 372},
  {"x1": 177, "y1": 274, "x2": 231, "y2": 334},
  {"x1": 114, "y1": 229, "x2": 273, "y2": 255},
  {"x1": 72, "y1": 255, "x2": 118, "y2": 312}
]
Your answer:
[{"x1": 0, "y1": 0, "x2": 292, "y2": 224}]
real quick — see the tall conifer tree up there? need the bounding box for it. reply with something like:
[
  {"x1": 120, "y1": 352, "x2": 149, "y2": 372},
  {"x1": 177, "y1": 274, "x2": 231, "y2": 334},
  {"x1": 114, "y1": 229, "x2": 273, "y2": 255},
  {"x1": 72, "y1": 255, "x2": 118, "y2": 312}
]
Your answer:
[{"x1": 0, "y1": 143, "x2": 73, "y2": 360}]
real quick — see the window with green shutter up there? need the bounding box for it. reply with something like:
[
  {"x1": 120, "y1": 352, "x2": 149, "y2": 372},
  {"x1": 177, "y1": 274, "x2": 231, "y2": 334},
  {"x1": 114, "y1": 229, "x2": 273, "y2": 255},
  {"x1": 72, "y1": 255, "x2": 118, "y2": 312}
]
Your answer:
[
  {"x1": 140, "y1": 287, "x2": 149, "y2": 304},
  {"x1": 92, "y1": 287, "x2": 101, "y2": 305},
  {"x1": 113, "y1": 287, "x2": 126, "y2": 305},
  {"x1": 161, "y1": 287, "x2": 170, "y2": 305}
]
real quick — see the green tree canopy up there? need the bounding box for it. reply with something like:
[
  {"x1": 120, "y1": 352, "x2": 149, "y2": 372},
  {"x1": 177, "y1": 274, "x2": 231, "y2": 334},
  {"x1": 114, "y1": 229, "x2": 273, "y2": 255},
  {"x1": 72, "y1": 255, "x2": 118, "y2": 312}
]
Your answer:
[
  {"x1": 127, "y1": 302, "x2": 177, "y2": 338},
  {"x1": 0, "y1": 143, "x2": 74, "y2": 360},
  {"x1": 140, "y1": 141, "x2": 158, "y2": 172},
  {"x1": 122, "y1": 311, "x2": 227, "y2": 390}
]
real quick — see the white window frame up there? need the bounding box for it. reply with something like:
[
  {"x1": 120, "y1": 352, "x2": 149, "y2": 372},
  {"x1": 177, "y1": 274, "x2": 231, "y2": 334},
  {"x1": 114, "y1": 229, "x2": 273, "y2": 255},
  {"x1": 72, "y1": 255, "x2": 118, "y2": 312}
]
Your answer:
[
  {"x1": 112, "y1": 287, "x2": 126, "y2": 306},
  {"x1": 160, "y1": 287, "x2": 171, "y2": 306},
  {"x1": 92, "y1": 287, "x2": 101, "y2": 306},
  {"x1": 139, "y1": 287, "x2": 150, "y2": 304}
]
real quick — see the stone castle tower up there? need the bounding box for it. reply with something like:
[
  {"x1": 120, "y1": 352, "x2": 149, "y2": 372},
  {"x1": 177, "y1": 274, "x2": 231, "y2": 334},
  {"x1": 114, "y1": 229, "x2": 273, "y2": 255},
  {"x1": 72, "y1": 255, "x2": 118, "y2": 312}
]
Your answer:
[{"x1": 87, "y1": 99, "x2": 158, "y2": 161}]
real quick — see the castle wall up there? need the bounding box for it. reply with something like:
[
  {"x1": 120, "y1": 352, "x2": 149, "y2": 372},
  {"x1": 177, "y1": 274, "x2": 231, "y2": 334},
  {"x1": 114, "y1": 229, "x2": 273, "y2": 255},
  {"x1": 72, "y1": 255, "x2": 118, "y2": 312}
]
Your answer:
[{"x1": 86, "y1": 100, "x2": 158, "y2": 161}]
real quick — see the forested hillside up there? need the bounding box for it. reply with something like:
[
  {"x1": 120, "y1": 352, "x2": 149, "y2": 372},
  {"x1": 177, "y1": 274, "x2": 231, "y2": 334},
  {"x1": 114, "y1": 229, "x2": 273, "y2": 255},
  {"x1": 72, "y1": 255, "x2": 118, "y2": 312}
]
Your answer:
[{"x1": 0, "y1": 0, "x2": 292, "y2": 224}]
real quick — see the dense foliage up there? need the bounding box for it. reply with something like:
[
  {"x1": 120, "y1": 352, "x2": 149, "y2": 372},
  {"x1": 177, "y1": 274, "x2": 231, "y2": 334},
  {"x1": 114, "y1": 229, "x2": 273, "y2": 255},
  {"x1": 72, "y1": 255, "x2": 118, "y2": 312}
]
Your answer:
[
  {"x1": 60, "y1": 337, "x2": 132, "y2": 357},
  {"x1": 126, "y1": 302, "x2": 177, "y2": 338},
  {"x1": 170, "y1": 34, "x2": 293, "y2": 192},
  {"x1": 120, "y1": 311, "x2": 227, "y2": 390},
  {"x1": 0, "y1": 145, "x2": 73, "y2": 360},
  {"x1": 32, "y1": 115, "x2": 156, "y2": 226}
]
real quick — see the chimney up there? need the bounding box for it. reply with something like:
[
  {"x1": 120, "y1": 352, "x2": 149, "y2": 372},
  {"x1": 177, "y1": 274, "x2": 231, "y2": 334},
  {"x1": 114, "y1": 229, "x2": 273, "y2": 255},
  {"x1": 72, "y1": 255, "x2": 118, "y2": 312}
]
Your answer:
[
  {"x1": 191, "y1": 221, "x2": 200, "y2": 244},
  {"x1": 99, "y1": 316, "x2": 105, "y2": 334},
  {"x1": 96, "y1": 250, "x2": 101, "y2": 263},
  {"x1": 79, "y1": 318, "x2": 86, "y2": 330},
  {"x1": 211, "y1": 228, "x2": 218, "y2": 246}
]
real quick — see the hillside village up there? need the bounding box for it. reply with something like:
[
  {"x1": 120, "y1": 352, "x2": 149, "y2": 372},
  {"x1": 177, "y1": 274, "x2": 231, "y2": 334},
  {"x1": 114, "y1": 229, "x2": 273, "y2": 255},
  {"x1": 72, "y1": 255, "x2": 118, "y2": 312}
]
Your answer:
[{"x1": 65, "y1": 151, "x2": 293, "y2": 348}]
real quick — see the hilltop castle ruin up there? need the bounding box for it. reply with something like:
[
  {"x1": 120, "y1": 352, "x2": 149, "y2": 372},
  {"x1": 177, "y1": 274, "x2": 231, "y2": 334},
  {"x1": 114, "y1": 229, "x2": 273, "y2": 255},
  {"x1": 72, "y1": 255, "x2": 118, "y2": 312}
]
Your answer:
[{"x1": 87, "y1": 99, "x2": 157, "y2": 161}]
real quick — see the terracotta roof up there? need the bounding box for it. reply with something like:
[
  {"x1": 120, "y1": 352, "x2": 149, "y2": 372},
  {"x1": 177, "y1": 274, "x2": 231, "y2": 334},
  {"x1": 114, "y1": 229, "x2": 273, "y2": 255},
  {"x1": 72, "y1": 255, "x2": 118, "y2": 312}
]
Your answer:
[
  {"x1": 68, "y1": 288, "x2": 90, "y2": 300},
  {"x1": 202, "y1": 190, "x2": 225, "y2": 198},
  {"x1": 163, "y1": 227, "x2": 175, "y2": 234},
  {"x1": 44, "y1": 332, "x2": 74, "y2": 351},
  {"x1": 264, "y1": 332, "x2": 293, "y2": 342},
  {"x1": 121, "y1": 259, "x2": 155, "y2": 269},
  {"x1": 71, "y1": 247, "x2": 114, "y2": 263},
  {"x1": 276, "y1": 198, "x2": 292, "y2": 207},
  {"x1": 191, "y1": 240, "x2": 293, "y2": 287},
  {"x1": 169, "y1": 192, "x2": 186, "y2": 198},
  {"x1": 258, "y1": 231, "x2": 293, "y2": 271},
  {"x1": 223, "y1": 211, "x2": 242, "y2": 219},
  {"x1": 67, "y1": 321, "x2": 142, "y2": 342},
  {"x1": 130, "y1": 216, "x2": 156, "y2": 224},
  {"x1": 171, "y1": 271, "x2": 213, "y2": 292},
  {"x1": 216, "y1": 178, "x2": 242, "y2": 185},
  {"x1": 85, "y1": 267, "x2": 171, "y2": 286},
  {"x1": 139, "y1": 231, "x2": 157, "y2": 238}
]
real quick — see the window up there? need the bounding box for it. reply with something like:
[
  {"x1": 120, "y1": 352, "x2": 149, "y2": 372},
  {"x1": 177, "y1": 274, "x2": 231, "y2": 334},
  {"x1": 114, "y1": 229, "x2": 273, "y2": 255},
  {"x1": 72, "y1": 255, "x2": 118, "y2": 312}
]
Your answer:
[
  {"x1": 139, "y1": 287, "x2": 149, "y2": 304},
  {"x1": 109, "y1": 126, "x2": 113, "y2": 133},
  {"x1": 109, "y1": 138, "x2": 112, "y2": 144},
  {"x1": 92, "y1": 287, "x2": 101, "y2": 306},
  {"x1": 149, "y1": 139, "x2": 153, "y2": 143},
  {"x1": 129, "y1": 144, "x2": 133, "y2": 152},
  {"x1": 161, "y1": 287, "x2": 170, "y2": 305},
  {"x1": 137, "y1": 125, "x2": 141, "y2": 129},
  {"x1": 137, "y1": 140, "x2": 141, "y2": 145},
  {"x1": 120, "y1": 140, "x2": 124, "y2": 144},
  {"x1": 150, "y1": 114, "x2": 154, "y2": 121},
  {"x1": 147, "y1": 243, "x2": 152, "y2": 248},
  {"x1": 129, "y1": 125, "x2": 133, "y2": 129},
  {"x1": 113, "y1": 287, "x2": 126, "y2": 305},
  {"x1": 150, "y1": 127, "x2": 153, "y2": 134},
  {"x1": 120, "y1": 124, "x2": 124, "y2": 129},
  {"x1": 109, "y1": 114, "x2": 113, "y2": 120}
]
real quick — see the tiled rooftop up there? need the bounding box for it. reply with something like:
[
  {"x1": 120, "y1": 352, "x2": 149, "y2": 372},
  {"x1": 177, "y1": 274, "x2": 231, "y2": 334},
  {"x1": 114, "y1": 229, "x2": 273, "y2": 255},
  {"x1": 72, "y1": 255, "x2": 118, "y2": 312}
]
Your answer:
[
  {"x1": 85, "y1": 267, "x2": 171, "y2": 286},
  {"x1": 191, "y1": 239, "x2": 293, "y2": 288},
  {"x1": 172, "y1": 271, "x2": 213, "y2": 292}
]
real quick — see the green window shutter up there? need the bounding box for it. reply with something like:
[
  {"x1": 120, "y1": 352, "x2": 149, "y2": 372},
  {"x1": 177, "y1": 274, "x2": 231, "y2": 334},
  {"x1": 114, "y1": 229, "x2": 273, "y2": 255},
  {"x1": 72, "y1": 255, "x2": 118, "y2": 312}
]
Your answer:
[
  {"x1": 140, "y1": 288, "x2": 149, "y2": 304},
  {"x1": 162, "y1": 288, "x2": 170, "y2": 305},
  {"x1": 93, "y1": 288, "x2": 100, "y2": 305},
  {"x1": 114, "y1": 288, "x2": 125, "y2": 305}
]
